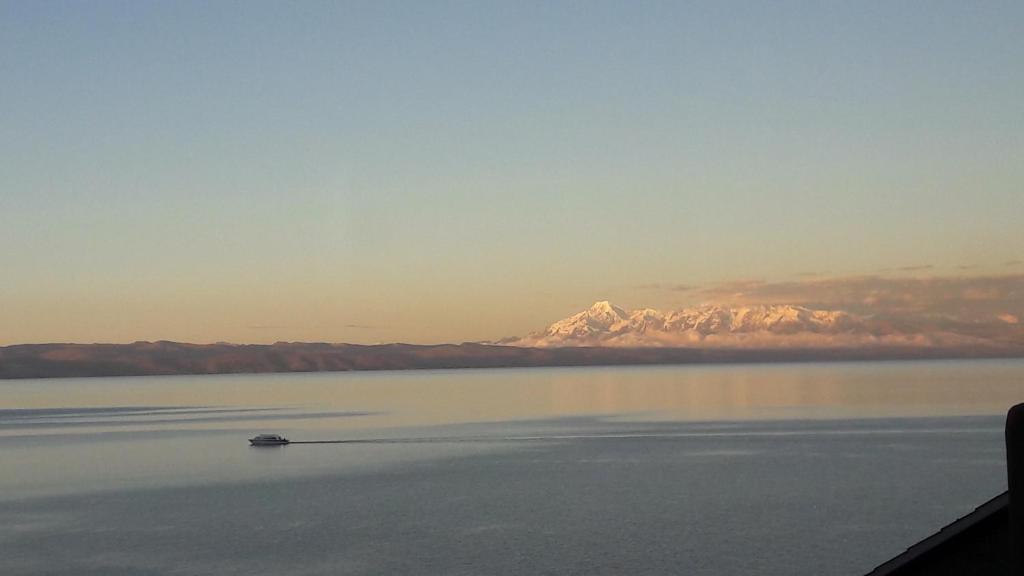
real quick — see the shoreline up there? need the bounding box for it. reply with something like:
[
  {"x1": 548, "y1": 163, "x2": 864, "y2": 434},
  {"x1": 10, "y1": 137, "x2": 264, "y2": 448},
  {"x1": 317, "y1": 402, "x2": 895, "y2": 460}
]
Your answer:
[{"x1": 2, "y1": 341, "x2": 1023, "y2": 380}]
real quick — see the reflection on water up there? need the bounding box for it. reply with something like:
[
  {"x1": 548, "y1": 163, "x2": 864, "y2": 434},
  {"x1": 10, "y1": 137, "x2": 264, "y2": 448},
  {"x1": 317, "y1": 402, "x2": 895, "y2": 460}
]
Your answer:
[
  {"x1": 0, "y1": 406, "x2": 376, "y2": 434},
  {"x1": 0, "y1": 415, "x2": 1010, "y2": 576},
  {"x1": 3, "y1": 359, "x2": 1024, "y2": 431},
  {"x1": 1, "y1": 359, "x2": 1023, "y2": 575}
]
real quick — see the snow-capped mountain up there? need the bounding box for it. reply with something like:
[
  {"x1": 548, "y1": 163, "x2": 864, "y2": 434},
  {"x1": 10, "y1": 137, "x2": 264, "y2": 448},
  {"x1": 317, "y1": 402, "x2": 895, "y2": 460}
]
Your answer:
[
  {"x1": 504, "y1": 301, "x2": 922, "y2": 348},
  {"x1": 543, "y1": 301, "x2": 631, "y2": 340},
  {"x1": 664, "y1": 304, "x2": 859, "y2": 335}
]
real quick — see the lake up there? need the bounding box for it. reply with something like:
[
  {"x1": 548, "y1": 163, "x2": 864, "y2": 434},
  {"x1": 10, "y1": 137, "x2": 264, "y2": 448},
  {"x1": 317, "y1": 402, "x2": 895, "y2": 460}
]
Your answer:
[{"x1": 2, "y1": 359, "x2": 1023, "y2": 575}]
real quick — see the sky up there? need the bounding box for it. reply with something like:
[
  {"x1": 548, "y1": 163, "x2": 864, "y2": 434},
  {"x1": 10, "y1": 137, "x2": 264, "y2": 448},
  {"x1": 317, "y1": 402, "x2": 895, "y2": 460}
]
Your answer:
[{"x1": 2, "y1": 1, "x2": 1023, "y2": 345}]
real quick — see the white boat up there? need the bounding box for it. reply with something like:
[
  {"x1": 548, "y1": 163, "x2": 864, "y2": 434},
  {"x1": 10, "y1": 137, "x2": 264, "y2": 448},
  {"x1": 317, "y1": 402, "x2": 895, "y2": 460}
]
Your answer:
[{"x1": 249, "y1": 433, "x2": 290, "y2": 446}]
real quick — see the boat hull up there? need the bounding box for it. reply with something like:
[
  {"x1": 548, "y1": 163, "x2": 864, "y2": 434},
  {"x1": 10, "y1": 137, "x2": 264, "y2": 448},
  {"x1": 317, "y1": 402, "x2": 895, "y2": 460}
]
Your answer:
[{"x1": 249, "y1": 435, "x2": 290, "y2": 446}]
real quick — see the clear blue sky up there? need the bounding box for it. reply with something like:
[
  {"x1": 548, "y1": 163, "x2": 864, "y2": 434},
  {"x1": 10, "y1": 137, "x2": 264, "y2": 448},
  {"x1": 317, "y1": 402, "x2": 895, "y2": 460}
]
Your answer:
[{"x1": 2, "y1": 1, "x2": 1022, "y2": 344}]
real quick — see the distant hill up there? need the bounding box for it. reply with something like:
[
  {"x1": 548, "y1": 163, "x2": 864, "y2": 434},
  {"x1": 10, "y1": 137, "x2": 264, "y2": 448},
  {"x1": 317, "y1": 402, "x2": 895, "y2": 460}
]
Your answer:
[{"x1": 2, "y1": 340, "x2": 1022, "y2": 380}]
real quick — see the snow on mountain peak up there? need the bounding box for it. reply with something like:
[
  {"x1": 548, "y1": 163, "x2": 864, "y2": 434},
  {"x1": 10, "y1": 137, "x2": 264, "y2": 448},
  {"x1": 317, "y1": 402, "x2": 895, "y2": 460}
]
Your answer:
[
  {"x1": 512, "y1": 301, "x2": 869, "y2": 347},
  {"x1": 589, "y1": 300, "x2": 628, "y2": 316},
  {"x1": 541, "y1": 300, "x2": 631, "y2": 340}
]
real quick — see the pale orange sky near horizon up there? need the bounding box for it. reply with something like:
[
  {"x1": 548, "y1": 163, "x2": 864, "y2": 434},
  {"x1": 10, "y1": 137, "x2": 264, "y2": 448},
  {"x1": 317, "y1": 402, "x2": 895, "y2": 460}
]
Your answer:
[
  {"x1": 3, "y1": 3, "x2": 1023, "y2": 346},
  {"x1": 3, "y1": 270, "x2": 1024, "y2": 346}
]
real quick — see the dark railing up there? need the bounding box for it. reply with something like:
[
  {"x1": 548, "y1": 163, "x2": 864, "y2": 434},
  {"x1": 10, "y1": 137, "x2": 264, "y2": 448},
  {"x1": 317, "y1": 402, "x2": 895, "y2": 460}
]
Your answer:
[{"x1": 1007, "y1": 403, "x2": 1023, "y2": 574}]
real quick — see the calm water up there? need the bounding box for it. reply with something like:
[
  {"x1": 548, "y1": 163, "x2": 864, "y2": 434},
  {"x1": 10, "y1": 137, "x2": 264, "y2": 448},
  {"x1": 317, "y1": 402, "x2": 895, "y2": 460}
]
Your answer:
[{"x1": 2, "y1": 359, "x2": 1023, "y2": 575}]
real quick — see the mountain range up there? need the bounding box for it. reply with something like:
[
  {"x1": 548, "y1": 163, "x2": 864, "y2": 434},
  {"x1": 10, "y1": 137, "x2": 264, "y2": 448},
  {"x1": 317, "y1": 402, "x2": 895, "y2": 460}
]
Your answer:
[
  {"x1": 3, "y1": 300, "x2": 1022, "y2": 379},
  {"x1": 502, "y1": 300, "x2": 1023, "y2": 349}
]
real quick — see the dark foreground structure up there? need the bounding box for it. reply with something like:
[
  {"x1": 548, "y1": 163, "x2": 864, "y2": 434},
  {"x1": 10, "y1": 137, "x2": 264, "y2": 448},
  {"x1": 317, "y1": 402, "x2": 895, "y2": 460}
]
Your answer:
[{"x1": 865, "y1": 403, "x2": 1024, "y2": 575}]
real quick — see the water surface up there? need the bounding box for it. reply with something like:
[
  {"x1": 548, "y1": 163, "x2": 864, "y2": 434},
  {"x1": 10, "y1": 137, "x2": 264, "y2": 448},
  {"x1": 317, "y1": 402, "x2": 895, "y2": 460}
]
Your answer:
[{"x1": 2, "y1": 360, "x2": 1022, "y2": 575}]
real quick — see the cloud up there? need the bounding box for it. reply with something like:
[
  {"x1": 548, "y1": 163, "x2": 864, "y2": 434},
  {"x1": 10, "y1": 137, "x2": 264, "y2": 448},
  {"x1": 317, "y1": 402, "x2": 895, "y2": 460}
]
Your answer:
[
  {"x1": 1006, "y1": 260, "x2": 1023, "y2": 267},
  {"x1": 896, "y1": 265, "x2": 934, "y2": 272},
  {"x1": 511, "y1": 276, "x2": 1024, "y2": 349},
  {"x1": 345, "y1": 324, "x2": 379, "y2": 330},
  {"x1": 505, "y1": 273, "x2": 1024, "y2": 351},
  {"x1": 697, "y1": 273, "x2": 1023, "y2": 312}
]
